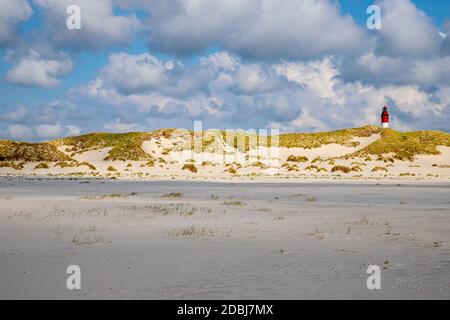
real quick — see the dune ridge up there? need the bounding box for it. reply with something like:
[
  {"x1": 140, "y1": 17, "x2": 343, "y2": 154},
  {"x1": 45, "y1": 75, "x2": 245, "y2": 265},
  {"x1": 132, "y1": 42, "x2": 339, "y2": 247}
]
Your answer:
[{"x1": 1, "y1": 125, "x2": 449, "y2": 181}]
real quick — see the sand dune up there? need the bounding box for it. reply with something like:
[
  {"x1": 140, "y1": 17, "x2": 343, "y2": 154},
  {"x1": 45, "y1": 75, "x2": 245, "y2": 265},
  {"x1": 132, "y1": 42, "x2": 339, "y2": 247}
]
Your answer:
[{"x1": 1, "y1": 126, "x2": 449, "y2": 181}]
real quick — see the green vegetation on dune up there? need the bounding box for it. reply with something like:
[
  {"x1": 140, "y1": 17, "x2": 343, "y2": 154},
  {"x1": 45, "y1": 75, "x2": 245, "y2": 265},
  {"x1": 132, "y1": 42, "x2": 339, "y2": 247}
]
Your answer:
[
  {"x1": 279, "y1": 125, "x2": 381, "y2": 148},
  {"x1": 0, "y1": 140, "x2": 72, "y2": 162},
  {"x1": 355, "y1": 129, "x2": 450, "y2": 161},
  {"x1": 53, "y1": 132, "x2": 154, "y2": 161},
  {"x1": 2, "y1": 126, "x2": 449, "y2": 165}
]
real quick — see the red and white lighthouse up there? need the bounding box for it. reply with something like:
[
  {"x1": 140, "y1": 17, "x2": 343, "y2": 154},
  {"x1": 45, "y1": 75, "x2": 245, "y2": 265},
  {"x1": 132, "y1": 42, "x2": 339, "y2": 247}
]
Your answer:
[{"x1": 381, "y1": 105, "x2": 389, "y2": 128}]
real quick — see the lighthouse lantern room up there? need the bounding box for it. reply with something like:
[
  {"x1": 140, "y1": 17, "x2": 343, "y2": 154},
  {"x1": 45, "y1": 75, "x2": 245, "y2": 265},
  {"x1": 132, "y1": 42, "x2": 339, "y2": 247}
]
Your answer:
[{"x1": 381, "y1": 105, "x2": 389, "y2": 128}]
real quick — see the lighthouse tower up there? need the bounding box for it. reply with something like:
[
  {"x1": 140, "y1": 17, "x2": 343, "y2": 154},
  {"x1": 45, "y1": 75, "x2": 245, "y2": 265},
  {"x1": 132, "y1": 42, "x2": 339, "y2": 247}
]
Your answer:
[{"x1": 381, "y1": 105, "x2": 389, "y2": 128}]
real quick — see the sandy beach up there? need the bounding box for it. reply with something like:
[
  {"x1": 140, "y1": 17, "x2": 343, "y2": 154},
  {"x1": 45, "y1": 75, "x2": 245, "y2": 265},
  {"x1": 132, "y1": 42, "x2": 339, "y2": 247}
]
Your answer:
[{"x1": 0, "y1": 178, "x2": 449, "y2": 299}]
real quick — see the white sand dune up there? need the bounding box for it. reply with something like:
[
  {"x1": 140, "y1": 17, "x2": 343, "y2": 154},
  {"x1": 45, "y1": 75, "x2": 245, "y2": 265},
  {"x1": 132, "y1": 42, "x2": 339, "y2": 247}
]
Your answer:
[{"x1": 1, "y1": 132, "x2": 449, "y2": 182}]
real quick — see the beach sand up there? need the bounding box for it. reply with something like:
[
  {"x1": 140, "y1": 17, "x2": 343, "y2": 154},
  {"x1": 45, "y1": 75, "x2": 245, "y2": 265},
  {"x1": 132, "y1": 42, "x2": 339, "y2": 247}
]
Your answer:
[{"x1": 0, "y1": 178, "x2": 449, "y2": 299}]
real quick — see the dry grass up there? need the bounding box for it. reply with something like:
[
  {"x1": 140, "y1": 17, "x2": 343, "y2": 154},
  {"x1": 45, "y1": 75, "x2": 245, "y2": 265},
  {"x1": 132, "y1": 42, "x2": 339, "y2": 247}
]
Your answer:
[
  {"x1": 0, "y1": 161, "x2": 25, "y2": 170},
  {"x1": 53, "y1": 132, "x2": 153, "y2": 161},
  {"x1": 223, "y1": 200, "x2": 246, "y2": 207},
  {"x1": 140, "y1": 160, "x2": 155, "y2": 168},
  {"x1": 141, "y1": 203, "x2": 211, "y2": 216},
  {"x1": 0, "y1": 140, "x2": 71, "y2": 162},
  {"x1": 355, "y1": 129, "x2": 450, "y2": 161},
  {"x1": 182, "y1": 163, "x2": 198, "y2": 173},
  {"x1": 331, "y1": 165, "x2": 351, "y2": 173},
  {"x1": 287, "y1": 155, "x2": 308, "y2": 162},
  {"x1": 225, "y1": 166, "x2": 237, "y2": 174},
  {"x1": 371, "y1": 166, "x2": 388, "y2": 172},
  {"x1": 81, "y1": 192, "x2": 137, "y2": 200},
  {"x1": 165, "y1": 226, "x2": 231, "y2": 238},
  {"x1": 162, "y1": 192, "x2": 184, "y2": 198},
  {"x1": 280, "y1": 125, "x2": 381, "y2": 148},
  {"x1": 34, "y1": 162, "x2": 49, "y2": 169}
]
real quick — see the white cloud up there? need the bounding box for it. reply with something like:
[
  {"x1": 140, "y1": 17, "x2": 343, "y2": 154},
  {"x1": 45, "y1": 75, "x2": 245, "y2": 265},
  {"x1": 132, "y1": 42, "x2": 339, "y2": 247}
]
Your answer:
[
  {"x1": 0, "y1": 106, "x2": 28, "y2": 122},
  {"x1": 35, "y1": 122, "x2": 64, "y2": 139},
  {"x1": 103, "y1": 119, "x2": 146, "y2": 132},
  {"x1": 74, "y1": 51, "x2": 450, "y2": 132},
  {"x1": 99, "y1": 53, "x2": 168, "y2": 94},
  {"x1": 6, "y1": 50, "x2": 73, "y2": 88},
  {"x1": 66, "y1": 125, "x2": 81, "y2": 136},
  {"x1": 0, "y1": 0, "x2": 32, "y2": 45},
  {"x1": 375, "y1": 0, "x2": 442, "y2": 58},
  {"x1": 340, "y1": 53, "x2": 450, "y2": 87},
  {"x1": 34, "y1": 0, "x2": 141, "y2": 49},
  {"x1": 7, "y1": 124, "x2": 33, "y2": 140},
  {"x1": 142, "y1": 0, "x2": 366, "y2": 59}
]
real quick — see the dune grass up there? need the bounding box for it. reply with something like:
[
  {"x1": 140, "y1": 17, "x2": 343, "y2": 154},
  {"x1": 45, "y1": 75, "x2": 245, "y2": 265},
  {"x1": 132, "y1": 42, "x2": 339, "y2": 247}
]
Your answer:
[
  {"x1": 182, "y1": 163, "x2": 198, "y2": 173},
  {"x1": 331, "y1": 165, "x2": 351, "y2": 173},
  {"x1": 279, "y1": 125, "x2": 381, "y2": 148},
  {"x1": 53, "y1": 132, "x2": 154, "y2": 161},
  {"x1": 355, "y1": 129, "x2": 450, "y2": 161},
  {"x1": 0, "y1": 140, "x2": 71, "y2": 162},
  {"x1": 0, "y1": 161, "x2": 25, "y2": 170}
]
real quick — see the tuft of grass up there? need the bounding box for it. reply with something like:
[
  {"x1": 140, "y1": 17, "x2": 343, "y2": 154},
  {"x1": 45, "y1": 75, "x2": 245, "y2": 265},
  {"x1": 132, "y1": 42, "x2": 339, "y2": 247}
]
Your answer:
[
  {"x1": 165, "y1": 226, "x2": 227, "y2": 238},
  {"x1": 248, "y1": 161, "x2": 268, "y2": 169},
  {"x1": 140, "y1": 203, "x2": 211, "y2": 216},
  {"x1": 331, "y1": 165, "x2": 351, "y2": 173},
  {"x1": 182, "y1": 163, "x2": 198, "y2": 173},
  {"x1": 225, "y1": 166, "x2": 237, "y2": 174},
  {"x1": 162, "y1": 192, "x2": 184, "y2": 198},
  {"x1": 81, "y1": 192, "x2": 137, "y2": 200},
  {"x1": 107, "y1": 166, "x2": 117, "y2": 172},
  {"x1": 0, "y1": 161, "x2": 25, "y2": 170},
  {"x1": 223, "y1": 200, "x2": 246, "y2": 207},
  {"x1": 77, "y1": 162, "x2": 96, "y2": 170},
  {"x1": 371, "y1": 166, "x2": 388, "y2": 172},
  {"x1": 140, "y1": 160, "x2": 154, "y2": 168},
  {"x1": 287, "y1": 155, "x2": 308, "y2": 162},
  {"x1": 34, "y1": 162, "x2": 49, "y2": 169}
]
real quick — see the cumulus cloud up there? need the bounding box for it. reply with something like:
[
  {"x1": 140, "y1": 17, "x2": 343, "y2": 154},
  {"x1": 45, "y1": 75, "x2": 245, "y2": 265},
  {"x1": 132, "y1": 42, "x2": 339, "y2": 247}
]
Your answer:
[
  {"x1": 5, "y1": 50, "x2": 73, "y2": 88},
  {"x1": 103, "y1": 119, "x2": 146, "y2": 132},
  {"x1": 340, "y1": 53, "x2": 450, "y2": 87},
  {"x1": 74, "y1": 51, "x2": 450, "y2": 132},
  {"x1": 98, "y1": 53, "x2": 169, "y2": 95},
  {"x1": 1, "y1": 0, "x2": 449, "y2": 139},
  {"x1": 66, "y1": 125, "x2": 81, "y2": 136},
  {"x1": 35, "y1": 122, "x2": 64, "y2": 139},
  {"x1": 34, "y1": 0, "x2": 141, "y2": 49},
  {"x1": 6, "y1": 124, "x2": 33, "y2": 140},
  {"x1": 375, "y1": 0, "x2": 442, "y2": 58},
  {"x1": 140, "y1": 0, "x2": 366, "y2": 59},
  {"x1": 0, "y1": 0, "x2": 32, "y2": 45},
  {"x1": 0, "y1": 106, "x2": 28, "y2": 122}
]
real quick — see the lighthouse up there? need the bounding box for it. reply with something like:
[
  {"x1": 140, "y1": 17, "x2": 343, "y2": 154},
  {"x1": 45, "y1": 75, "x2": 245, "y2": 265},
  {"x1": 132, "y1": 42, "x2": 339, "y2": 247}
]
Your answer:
[{"x1": 381, "y1": 105, "x2": 389, "y2": 128}]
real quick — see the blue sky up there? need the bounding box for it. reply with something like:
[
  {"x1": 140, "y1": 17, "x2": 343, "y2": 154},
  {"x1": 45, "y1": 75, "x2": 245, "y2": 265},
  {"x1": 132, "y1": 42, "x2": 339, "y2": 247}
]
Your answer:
[{"x1": 0, "y1": 0, "x2": 449, "y2": 141}]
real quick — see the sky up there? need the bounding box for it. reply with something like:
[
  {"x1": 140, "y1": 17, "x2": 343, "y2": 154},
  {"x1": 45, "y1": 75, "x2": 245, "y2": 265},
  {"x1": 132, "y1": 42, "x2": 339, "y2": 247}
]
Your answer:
[{"x1": 0, "y1": 0, "x2": 449, "y2": 141}]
